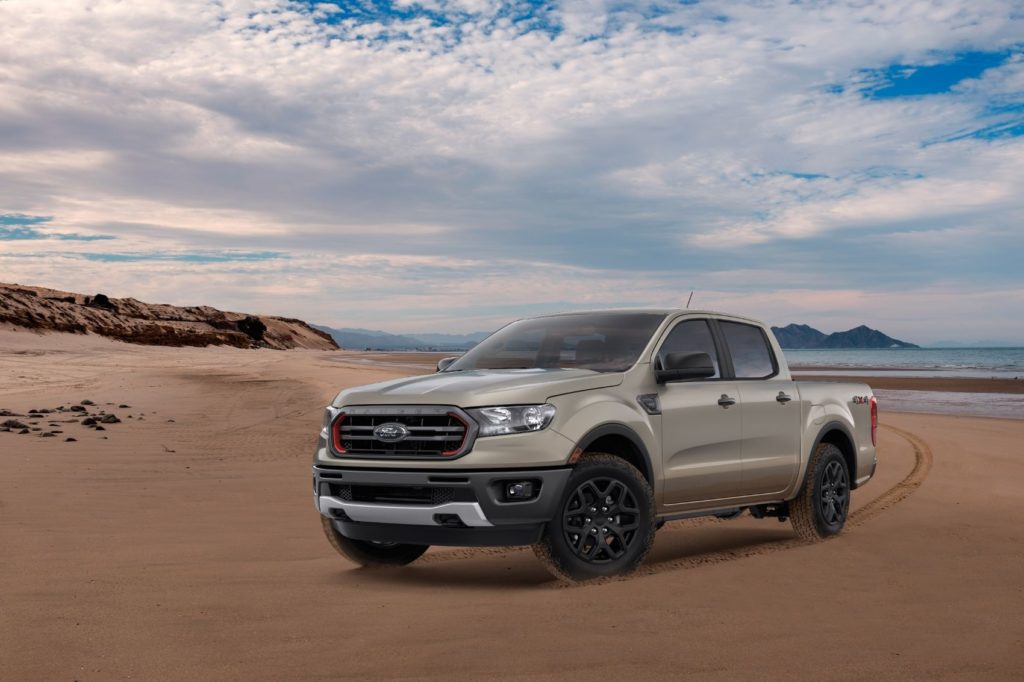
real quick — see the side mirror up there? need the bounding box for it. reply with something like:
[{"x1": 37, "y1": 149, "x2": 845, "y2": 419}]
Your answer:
[
  {"x1": 655, "y1": 352, "x2": 715, "y2": 384},
  {"x1": 436, "y1": 357, "x2": 458, "y2": 372}
]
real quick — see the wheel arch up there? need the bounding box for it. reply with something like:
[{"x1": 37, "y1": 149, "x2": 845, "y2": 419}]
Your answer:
[
  {"x1": 811, "y1": 421, "x2": 859, "y2": 489},
  {"x1": 574, "y1": 423, "x2": 655, "y2": 488}
]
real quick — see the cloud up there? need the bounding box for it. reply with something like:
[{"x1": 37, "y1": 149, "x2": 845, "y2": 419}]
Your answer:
[{"x1": 0, "y1": 0, "x2": 1022, "y2": 341}]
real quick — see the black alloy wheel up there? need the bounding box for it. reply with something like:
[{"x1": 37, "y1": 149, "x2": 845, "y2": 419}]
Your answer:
[
  {"x1": 532, "y1": 453, "x2": 656, "y2": 582},
  {"x1": 819, "y1": 459, "x2": 850, "y2": 527},
  {"x1": 562, "y1": 477, "x2": 640, "y2": 563}
]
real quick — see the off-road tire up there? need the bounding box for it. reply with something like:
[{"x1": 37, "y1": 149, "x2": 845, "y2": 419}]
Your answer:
[
  {"x1": 789, "y1": 443, "x2": 851, "y2": 541},
  {"x1": 532, "y1": 453, "x2": 656, "y2": 582},
  {"x1": 320, "y1": 516, "x2": 429, "y2": 567}
]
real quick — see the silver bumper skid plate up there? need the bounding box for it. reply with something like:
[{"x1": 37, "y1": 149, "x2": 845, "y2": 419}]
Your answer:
[{"x1": 318, "y1": 495, "x2": 493, "y2": 527}]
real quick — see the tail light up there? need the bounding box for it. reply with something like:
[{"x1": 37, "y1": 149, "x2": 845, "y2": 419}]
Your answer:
[{"x1": 870, "y1": 396, "x2": 878, "y2": 447}]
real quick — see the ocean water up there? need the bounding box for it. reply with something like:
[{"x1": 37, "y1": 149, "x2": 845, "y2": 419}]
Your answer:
[{"x1": 784, "y1": 347, "x2": 1024, "y2": 378}]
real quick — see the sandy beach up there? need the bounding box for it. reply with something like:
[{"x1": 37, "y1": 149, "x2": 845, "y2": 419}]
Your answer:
[{"x1": 2, "y1": 330, "x2": 1023, "y2": 680}]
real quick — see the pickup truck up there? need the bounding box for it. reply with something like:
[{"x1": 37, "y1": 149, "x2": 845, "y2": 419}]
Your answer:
[{"x1": 313, "y1": 310, "x2": 878, "y2": 581}]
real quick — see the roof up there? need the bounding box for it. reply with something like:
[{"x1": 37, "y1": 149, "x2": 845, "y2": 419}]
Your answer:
[{"x1": 531, "y1": 308, "x2": 765, "y2": 324}]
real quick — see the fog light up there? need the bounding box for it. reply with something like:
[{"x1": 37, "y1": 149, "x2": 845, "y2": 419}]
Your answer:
[{"x1": 505, "y1": 481, "x2": 535, "y2": 500}]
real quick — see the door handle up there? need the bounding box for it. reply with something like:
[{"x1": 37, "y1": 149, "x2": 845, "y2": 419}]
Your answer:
[
  {"x1": 717, "y1": 394, "x2": 736, "y2": 408},
  {"x1": 776, "y1": 392, "x2": 792, "y2": 404}
]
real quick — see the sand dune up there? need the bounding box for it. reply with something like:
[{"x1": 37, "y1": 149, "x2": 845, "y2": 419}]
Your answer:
[
  {"x1": 1, "y1": 330, "x2": 1022, "y2": 680},
  {"x1": 0, "y1": 282, "x2": 337, "y2": 350}
]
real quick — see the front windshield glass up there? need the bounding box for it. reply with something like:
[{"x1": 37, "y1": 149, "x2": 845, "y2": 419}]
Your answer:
[{"x1": 446, "y1": 313, "x2": 667, "y2": 373}]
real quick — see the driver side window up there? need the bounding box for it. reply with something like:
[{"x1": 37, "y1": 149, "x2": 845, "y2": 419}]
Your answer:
[{"x1": 657, "y1": 319, "x2": 721, "y2": 379}]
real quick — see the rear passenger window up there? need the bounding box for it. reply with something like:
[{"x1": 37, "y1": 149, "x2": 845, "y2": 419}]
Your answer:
[
  {"x1": 657, "y1": 320, "x2": 720, "y2": 379},
  {"x1": 720, "y1": 321, "x2": 776, "y2": 379}
]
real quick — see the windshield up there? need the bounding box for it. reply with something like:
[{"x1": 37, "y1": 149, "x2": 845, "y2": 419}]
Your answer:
[{"x1": 445, "y1": 312, "x2": 667, "y2": 373}]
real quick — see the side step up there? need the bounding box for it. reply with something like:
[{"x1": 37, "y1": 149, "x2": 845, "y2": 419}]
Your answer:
[{"x1": 655, "y1": 507, "x2": 745, "y2": 529}]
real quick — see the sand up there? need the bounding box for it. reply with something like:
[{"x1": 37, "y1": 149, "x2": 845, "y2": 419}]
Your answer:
[{"x1": 1, "y1": 330, "x2": 1022, "y2": 680}]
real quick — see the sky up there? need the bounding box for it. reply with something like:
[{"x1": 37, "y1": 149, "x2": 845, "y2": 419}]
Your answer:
[{"x1": 1, "y1": 1, "x2": 1022, "y2": 344}]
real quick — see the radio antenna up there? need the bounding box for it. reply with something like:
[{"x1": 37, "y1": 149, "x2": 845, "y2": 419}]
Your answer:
[{"x1": 686, "y1": 291, "x2": 694, "y2": 309}]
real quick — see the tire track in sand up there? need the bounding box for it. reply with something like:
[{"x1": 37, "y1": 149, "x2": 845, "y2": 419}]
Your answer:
[{"x1": 418, "y1": 424, "x2": 934, "y2": 586}]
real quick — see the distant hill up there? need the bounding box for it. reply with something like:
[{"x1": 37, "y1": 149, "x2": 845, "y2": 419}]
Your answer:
[
  {"x1": 314, "y1": 325, "x2": 489, "y2": 351},
  {"x1": 771, "y1": 323, "x2": 918, "y2": 349},
  {"x1": 0, "y1": 283, "x2": 338, "y2": 350},
  {"x1": 771, "y1": 323, "x2": 828, "y2": 349}
]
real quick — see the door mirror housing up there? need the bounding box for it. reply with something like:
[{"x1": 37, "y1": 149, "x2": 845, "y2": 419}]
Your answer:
[
  {"x1": 655, "y1": 352, "x2": 716, "y2": 384},
  {"x1": 436, "y1": 356, "x2": 458, "y2": 372}
]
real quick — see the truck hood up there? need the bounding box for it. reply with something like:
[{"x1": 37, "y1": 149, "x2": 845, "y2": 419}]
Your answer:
[{"x1": 333, "y1": 368, "x2": 623, "y2": 407}]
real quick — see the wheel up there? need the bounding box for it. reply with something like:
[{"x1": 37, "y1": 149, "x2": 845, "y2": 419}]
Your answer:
[
  {"x1": 532, "y1": 453, "x2": 656, "y2": 581},
  {"x1": 789, "y1": 443, "x2": 851, "y2": 541},
  {"x1": 320, "y1": 516, "x2": 429, "y2": 567}
]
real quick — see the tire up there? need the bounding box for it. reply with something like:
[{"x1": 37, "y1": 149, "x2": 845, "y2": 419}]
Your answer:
[
  {"x1": 789, "y1": 443, "x2": 851, "y2": 541},
  {"x1": 532, "y1": 453, "x2": 656, "y2": 582},
  {"x1": 320, "y1": 516, "x2": 429, "y2": 567}
]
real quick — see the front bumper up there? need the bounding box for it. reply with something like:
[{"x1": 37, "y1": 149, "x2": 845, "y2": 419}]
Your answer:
[{"x1": 314, "y1": 465, "x2": 572, "y2": 547}]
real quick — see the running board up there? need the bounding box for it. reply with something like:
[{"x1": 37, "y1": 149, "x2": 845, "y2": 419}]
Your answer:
[{"x1": 656, "y1": 507, "x2": 745, "y2": 526}]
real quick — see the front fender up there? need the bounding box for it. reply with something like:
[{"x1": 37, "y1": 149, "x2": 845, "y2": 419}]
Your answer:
[{"x1": 548, "y1": 392, "x2": 661, "y2": 493}]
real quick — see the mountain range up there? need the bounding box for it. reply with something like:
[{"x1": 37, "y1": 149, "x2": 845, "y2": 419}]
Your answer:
[{"x1": 771, "y1": 323, "x2": 918, "y2": 349}]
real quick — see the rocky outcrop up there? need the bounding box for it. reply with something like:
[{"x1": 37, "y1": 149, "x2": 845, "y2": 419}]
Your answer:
[{"x1": 0, "y1": 283, "x2": 338, "y2": 350}]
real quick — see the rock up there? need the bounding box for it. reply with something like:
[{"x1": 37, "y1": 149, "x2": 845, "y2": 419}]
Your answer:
[
  {"x1": 238, "y1": 315, "x2": 268, "y2": 342},
  {"x1": 81, "y1": 417, "x2": 97, "y2": 426},
  {"x1": 0, "y1": 427, "x2": 9, "y2": 432},
  {"x1": 41, "y1": 432, "x2": 56, "y2": 437},
  {"x1": 86, "y1": 293, "x2": 116, "y2": 311},
  {"x1": 2, "y1": 419, "x2": 28, "y2": 429},
  {"x1": 65, "y1": 437, "x2": 77, "y2": 442},
  {"x1": 70, "y1": 405, "x2": 86, "y2": 412},
  {"x1": 119, "y1": 404, "x2": 131, "y2": 408},
  {"x1": 81, "y1": 400, "x2": 95, "y2": 406},
  {"x1": 100, "y1": 414, "x2": 121, "y2": 424},
  {"x1": 0, "y1": 409, "x2": 18, "y2": 417},
  {"x1": 167, "y1": 419, "x2": 175, "y2": 423},
  {"x1": 95, "y1": 425, "x2": 106, "y2": 431}
]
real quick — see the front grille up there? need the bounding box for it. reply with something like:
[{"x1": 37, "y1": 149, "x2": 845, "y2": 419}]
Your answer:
[{"x1": 331, "y1": 406, "x2": 476, "y2": 459}]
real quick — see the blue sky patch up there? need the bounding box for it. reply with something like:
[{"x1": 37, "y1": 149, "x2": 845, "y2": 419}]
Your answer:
[
  {"x1": 862, "y1": 50, "x2": 1012, "y2": 99},
  {"x1": 0, "y1": 213, "x2": 115, "y2": 241}
]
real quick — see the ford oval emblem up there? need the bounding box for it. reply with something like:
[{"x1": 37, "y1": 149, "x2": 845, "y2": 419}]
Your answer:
[{"x1": 373, "y1": 422, "x2": 409, "y2": 443}]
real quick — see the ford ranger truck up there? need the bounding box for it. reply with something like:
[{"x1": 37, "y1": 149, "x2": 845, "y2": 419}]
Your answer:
[{"x1": 313, "y1": 310, "x2": 878, "y2": 581}]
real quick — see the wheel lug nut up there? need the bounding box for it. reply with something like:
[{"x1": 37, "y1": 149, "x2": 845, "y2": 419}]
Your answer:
[
  {"x1": 590, "y1": 528, "x2": 597, "y2": 534},
  {"x1": 602, "y1": 527, "x2": 608, "y2": 533},
  {"x1": 589, "y1": 507, "x2": 596, "y2": 513},
  {"x1": 601, "y1": 506, "x2": 607, "y2": 512},
  {"x1": 585, "y1": 517, "x2": 591, "y2": 523}
]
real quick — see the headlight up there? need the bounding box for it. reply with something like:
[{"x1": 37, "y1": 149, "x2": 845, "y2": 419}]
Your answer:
[
  {"x1": 467, "y1": 404, "x2": 556, "y2": 437},
  {"x1": 321, "y1": 406, "x2": 338, "y2": 437}
]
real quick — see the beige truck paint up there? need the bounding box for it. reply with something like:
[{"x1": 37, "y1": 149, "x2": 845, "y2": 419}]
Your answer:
[{"x1": 316, "y1": 309, "x2": 877, "y2": 517}]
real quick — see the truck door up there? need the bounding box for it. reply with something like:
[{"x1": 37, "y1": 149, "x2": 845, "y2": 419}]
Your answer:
[
  {"x1": 716, "y1": 320, "x2": 801, "y2": 496},
  {"x1": 657, "y1": 319, "x2": 743, "y2": 505}
]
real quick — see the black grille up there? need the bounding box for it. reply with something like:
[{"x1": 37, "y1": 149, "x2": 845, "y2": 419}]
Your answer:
[
  {"x1": 328, "y1": 483, "x2": 470, "y2": 506},
  {"x1": 333, "y1": 409, "x2": 471, "y2": 458}
]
